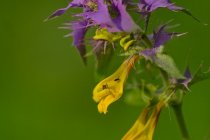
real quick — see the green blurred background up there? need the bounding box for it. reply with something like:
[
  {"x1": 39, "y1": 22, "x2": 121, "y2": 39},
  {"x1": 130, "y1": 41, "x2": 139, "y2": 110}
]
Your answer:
[{"x1": 1, "y1": 0, "x2": 210, "y2": 140}]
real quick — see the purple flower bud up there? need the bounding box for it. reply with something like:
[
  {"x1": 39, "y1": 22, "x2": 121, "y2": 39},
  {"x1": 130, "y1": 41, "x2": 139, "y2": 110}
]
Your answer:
[
  {"x1": 85, "y1": 0, "x2": 140, "y2": 32},
  {"x1": 47, "y1": 0, "x2": 142, "y2": 62}
]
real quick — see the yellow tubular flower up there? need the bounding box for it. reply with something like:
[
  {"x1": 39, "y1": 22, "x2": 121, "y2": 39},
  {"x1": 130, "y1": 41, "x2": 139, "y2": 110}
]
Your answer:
[
  {"x1": 120, "y1": 35, "x2": 136, "y2": 51},
  {"x1": 93, "y1": 28, "x2": 122, "y2": 43},
  {"x1": 122, "y1": 101, "x2": 165, "y2": 140},
  {"x1": 93, "y1": 55, "x2": 139, "y2": 114}
]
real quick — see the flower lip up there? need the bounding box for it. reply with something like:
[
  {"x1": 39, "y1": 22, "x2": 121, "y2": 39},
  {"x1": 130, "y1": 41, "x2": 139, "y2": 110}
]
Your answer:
[{"x1": 93, "y1": 55, "x2": 139, "y2": 114}]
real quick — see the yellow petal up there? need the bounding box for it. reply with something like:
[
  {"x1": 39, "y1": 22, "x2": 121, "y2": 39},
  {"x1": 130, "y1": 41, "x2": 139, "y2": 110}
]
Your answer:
[
  {"x1": 93, "y1": 28, "x2": 122, "y2": 42},
  {"x1": 120, "y1": 35, "x2": 131, "y2": 47},
  {"x1": 122, "y1": 101, "x2": 165, "y2": 140},
  {"x1": 93, "y1": 55, "x2": 139, "y2": 114},
  {"x1": 120, "y1": 35, "x2": 136, "y2": 51},
  {"x1": 97, "y1": 94, "x2": 117, "y2": 114},
  {"x1": 123, "y1": 40, "x2": 136, "y2": 51}
]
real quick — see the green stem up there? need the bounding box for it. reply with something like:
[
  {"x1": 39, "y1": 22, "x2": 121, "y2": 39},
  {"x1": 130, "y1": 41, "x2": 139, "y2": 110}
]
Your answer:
[
  {"x1": 159, "y1": 69, "x2": 169, "y2": 88},
  {"x1": 172, "y1": 104, "x2": 190, "y2": 140},
  {"x1": 141, "y1": 33, "x2": 153, "y2": 48}
]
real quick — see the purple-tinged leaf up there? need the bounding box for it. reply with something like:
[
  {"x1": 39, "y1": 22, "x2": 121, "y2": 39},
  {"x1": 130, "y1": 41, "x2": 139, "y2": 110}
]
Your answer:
[
  {"x1": 138, "y1": 0, "x2": 183, "y2": 29},
  {"x1": 71, "y1": 20, "x2": 88, "y2": 64},
  {"x1": 112, "y1": 0, "x2": 140, "y2": 32},
  {"x1": 153, "y1": 24, "x2": 178, "y2": 48},
  {"x1": 177, "y1": 67, "x2": 192, "y2": 90},
  {"x1": 45, "y1": 0, "x2": 85, "y2": 21}
]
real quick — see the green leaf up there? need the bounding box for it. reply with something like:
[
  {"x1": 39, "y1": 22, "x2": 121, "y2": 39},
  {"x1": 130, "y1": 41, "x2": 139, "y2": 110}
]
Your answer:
[
  {"x1": 181, "y1": 9, "x2": 207, "y2": 26},
  {"x1": 124, "y1": 89, "x2": 147, "y2": 106},
  {"x1": 119, "y1": 49, "x2": 138, "y2": 56},
  {"x1": 154, "y1": 54, "x2": 184, "y2": 79},
  {"x1": 124, "y1": 80, "x2": 158, "y2": 106},
  {"x1": 95, "y1": 46, "x2": 114, "y2": 75},
  {"x1": 190, "y1": 65, "x2": 210, "y2": 86}
]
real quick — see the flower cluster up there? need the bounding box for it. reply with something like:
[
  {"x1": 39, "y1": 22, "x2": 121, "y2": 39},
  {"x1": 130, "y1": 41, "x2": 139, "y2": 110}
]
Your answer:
[{"x1": 47, "y1": 0, "x2": 209, "y2": 139}]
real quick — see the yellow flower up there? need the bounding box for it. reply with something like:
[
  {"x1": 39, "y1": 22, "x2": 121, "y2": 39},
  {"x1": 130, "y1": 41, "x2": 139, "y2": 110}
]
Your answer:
[
  {"x1": 93, "y1": 55, "x2": 139, "y2": 114},
  {"x1": 93, "y1": 28, "x2": 122, "y2": 43},
  {"x1": 120, "y1": 35, "x2": 136, "y2": 51},
  {"x1": 122, "y1": 100, "x2": 165, "y2": 140}
]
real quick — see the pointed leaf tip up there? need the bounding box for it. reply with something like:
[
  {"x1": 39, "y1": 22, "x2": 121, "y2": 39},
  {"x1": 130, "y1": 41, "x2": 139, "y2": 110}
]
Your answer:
[
  {"x1": 181, "y1": 9, "x2": 207, "y2": 26},
  {"x1": 190, "y1": 65, "x2": 210, "y2": 86}
]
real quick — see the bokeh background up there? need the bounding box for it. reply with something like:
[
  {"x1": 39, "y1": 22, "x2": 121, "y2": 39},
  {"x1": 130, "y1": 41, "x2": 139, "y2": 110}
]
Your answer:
[{"x1": 1, "y1": 0, "x2": 210, "y2": 140}]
